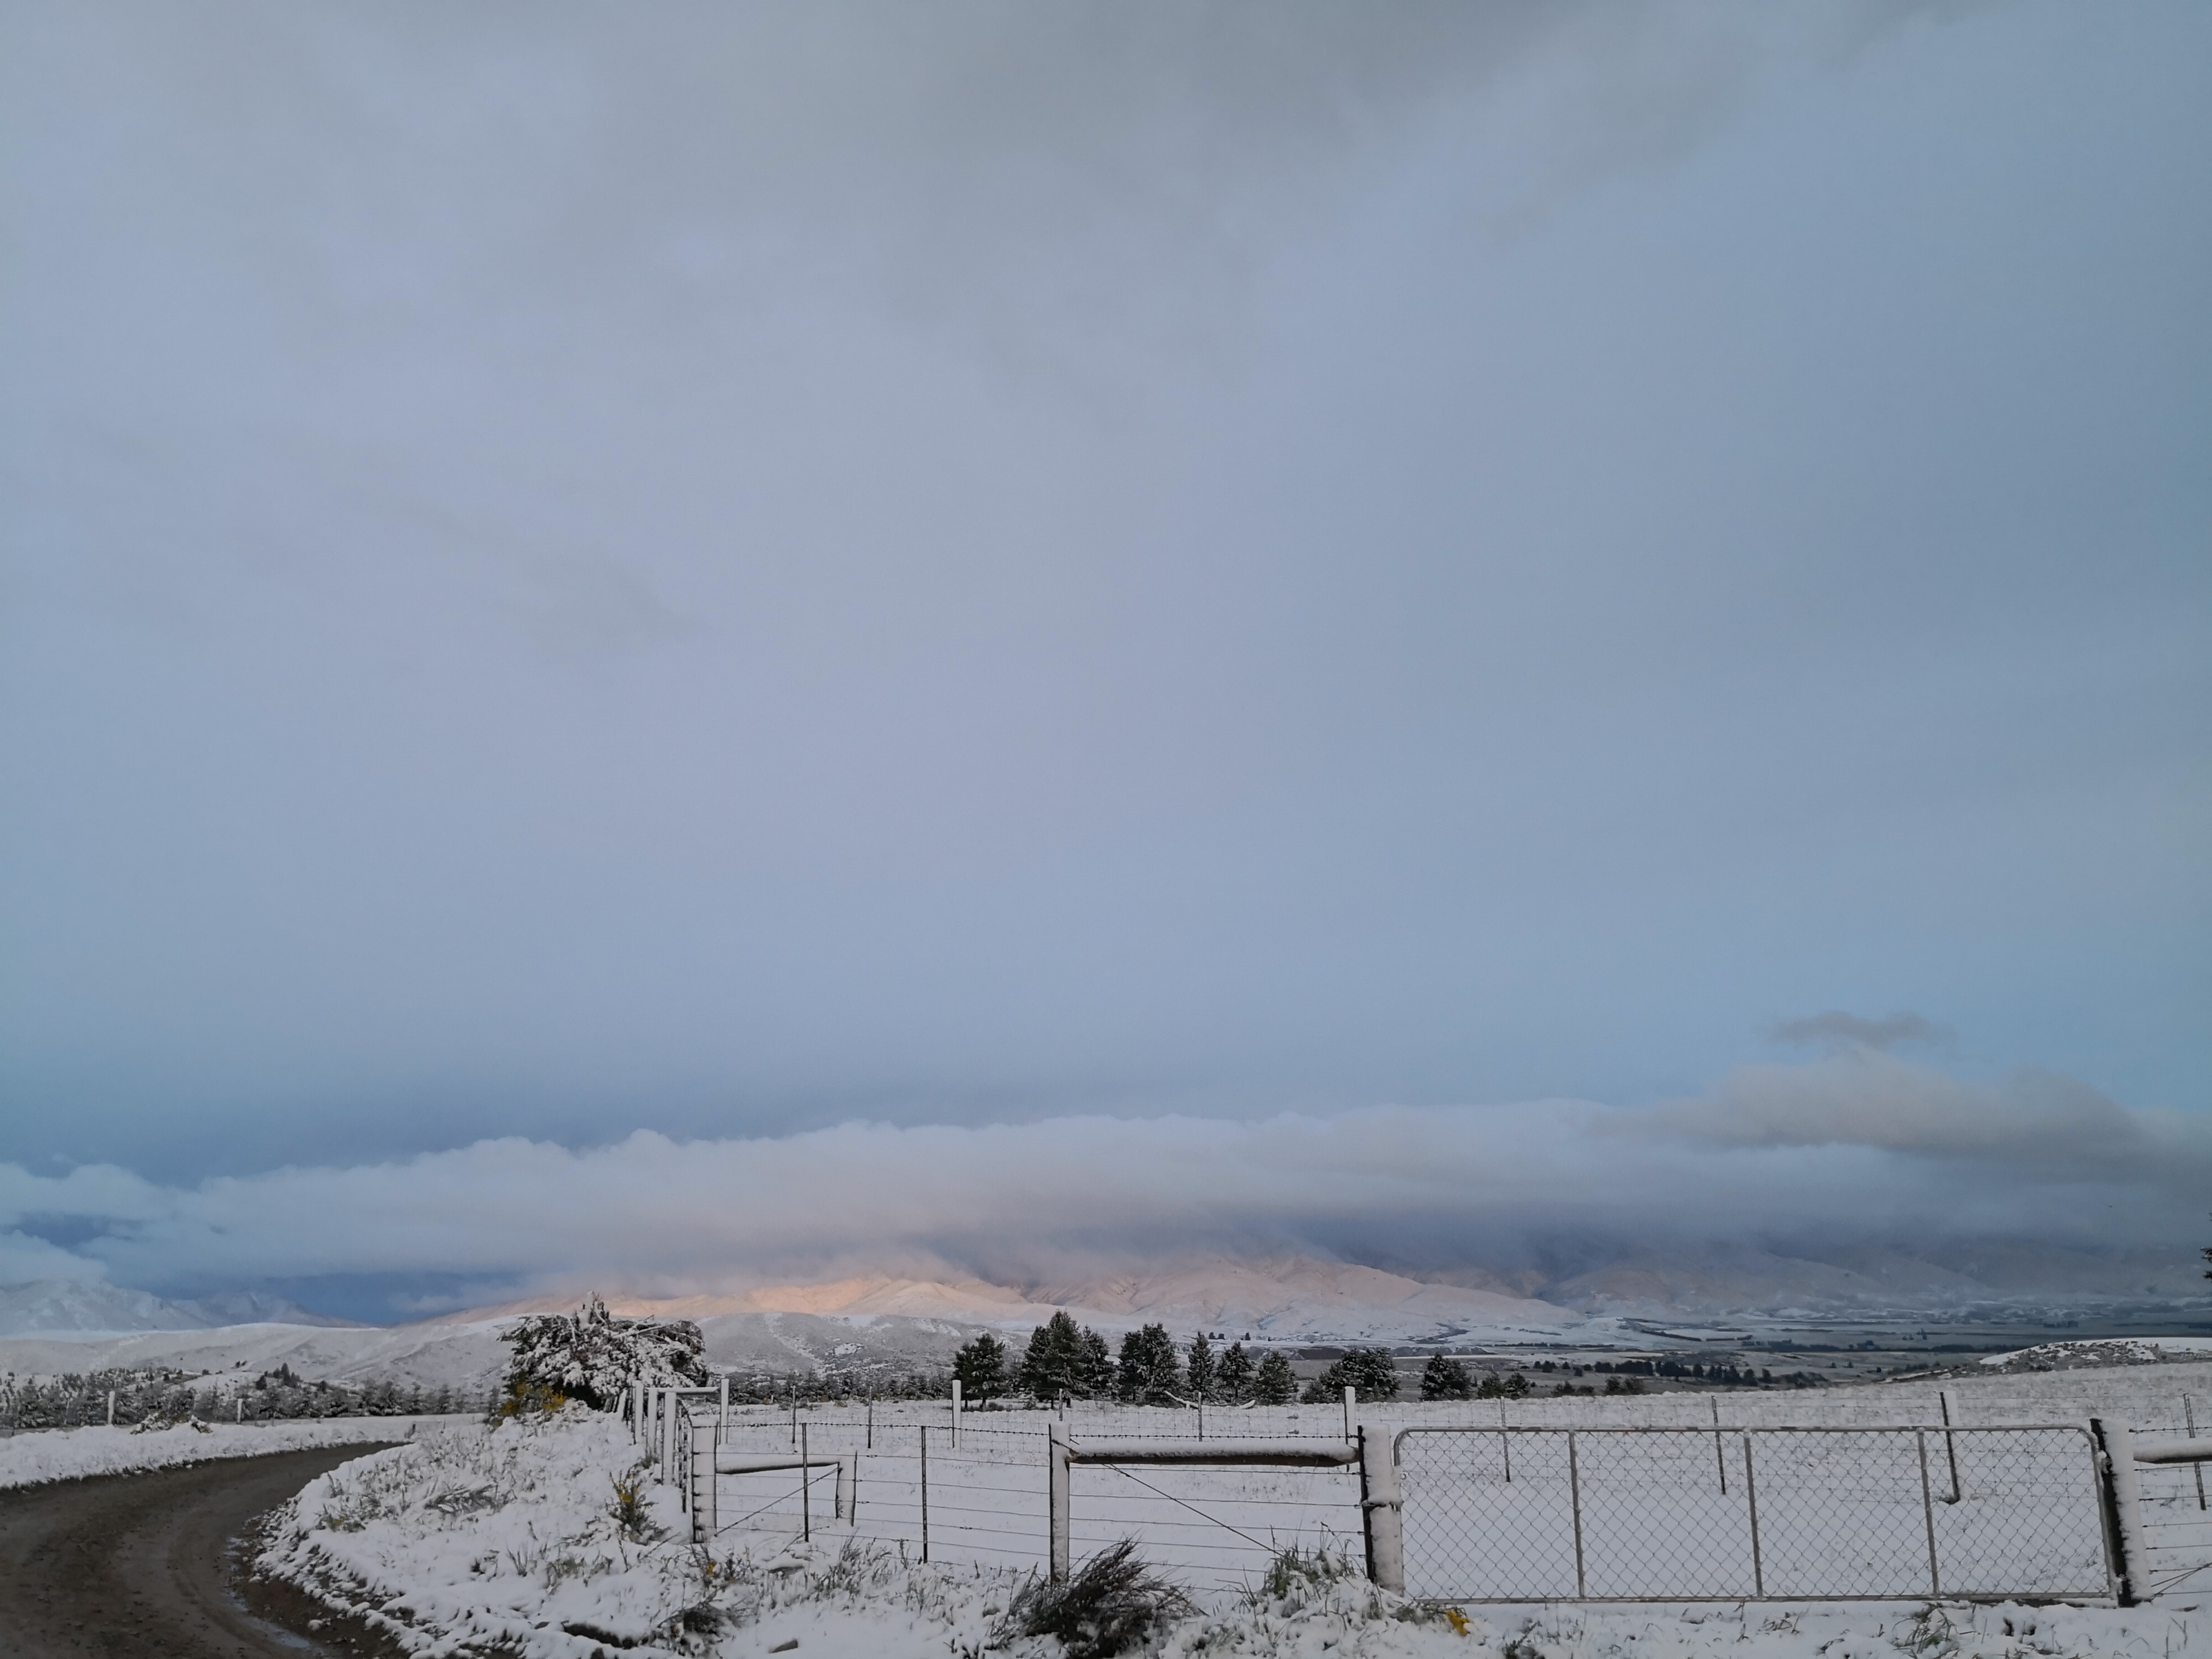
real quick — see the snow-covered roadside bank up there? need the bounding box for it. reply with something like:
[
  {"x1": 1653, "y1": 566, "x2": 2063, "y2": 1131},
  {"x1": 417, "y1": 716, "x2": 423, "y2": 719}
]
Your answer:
[
  {"x1": 252, "y1": 1411, "x2": 2191, "y2": 1659},
  {"x1": 0, "y1": 1414, "x2": 482, "y2": 1490},
  {"x1": 256, "y1": 1410, "x2": 1024, "y2": 1658}
]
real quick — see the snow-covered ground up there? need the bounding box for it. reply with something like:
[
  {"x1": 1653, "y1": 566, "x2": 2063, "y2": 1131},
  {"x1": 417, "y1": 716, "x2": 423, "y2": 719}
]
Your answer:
[
  {"x1": 255, "y1": 1409, "x2": 2203, "y2": 1659},
  {"x1": 0, "y1": 1413, "x2": 482, "y2": 1490},
  {"x1": 248, "y1": 1364, "x2": 2212, "y2": 1657}
]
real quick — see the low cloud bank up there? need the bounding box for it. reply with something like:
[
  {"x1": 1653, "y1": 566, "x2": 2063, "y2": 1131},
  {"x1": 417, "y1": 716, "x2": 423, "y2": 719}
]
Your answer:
[{"x1": 1, "y1": 1050, "x2": 2199, "y2": 1306}]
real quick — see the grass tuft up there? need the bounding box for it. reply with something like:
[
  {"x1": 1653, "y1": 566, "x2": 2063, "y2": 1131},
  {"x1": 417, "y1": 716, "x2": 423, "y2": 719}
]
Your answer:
[{"x1": 1001, "y1": 1539, "x2": 1194, "y2": 1659}]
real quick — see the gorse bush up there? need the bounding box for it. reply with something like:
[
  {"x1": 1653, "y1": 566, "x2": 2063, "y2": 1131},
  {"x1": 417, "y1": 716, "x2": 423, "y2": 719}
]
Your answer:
[{"x1": 497, "y1": 1295, "x2": 708, "y2": 1412}]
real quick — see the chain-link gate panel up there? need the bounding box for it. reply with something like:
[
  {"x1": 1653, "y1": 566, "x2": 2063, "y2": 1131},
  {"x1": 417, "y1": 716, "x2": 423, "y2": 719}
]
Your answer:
[{"x1": 1398, "y1": 1424, "x2": 2108, "y2": 1604}]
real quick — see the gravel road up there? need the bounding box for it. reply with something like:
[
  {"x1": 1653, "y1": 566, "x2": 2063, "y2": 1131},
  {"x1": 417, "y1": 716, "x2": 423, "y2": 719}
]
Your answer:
[{"x1": 0, "y1": 1444, "x2": 402, "y2": 1658}]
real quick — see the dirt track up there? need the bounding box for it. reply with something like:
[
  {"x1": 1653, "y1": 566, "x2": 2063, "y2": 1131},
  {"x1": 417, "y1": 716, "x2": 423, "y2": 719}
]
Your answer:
[{"x1": 0, "y1": 1444, "x2": 401, "y2": 1658}]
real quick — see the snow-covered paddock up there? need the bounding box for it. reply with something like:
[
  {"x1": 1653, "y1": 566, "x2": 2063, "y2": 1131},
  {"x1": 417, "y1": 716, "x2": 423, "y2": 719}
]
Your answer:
[
  {"x1": 258, "y1": 1409, "x2": 2201, "y2": 1658},
  {"x1": 0, "y1": 1413, "x2": 483, "y2": 1490}
]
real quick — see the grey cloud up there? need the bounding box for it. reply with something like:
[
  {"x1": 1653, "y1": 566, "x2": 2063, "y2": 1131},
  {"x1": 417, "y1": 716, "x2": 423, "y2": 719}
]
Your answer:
[
  {"x1": 3, "y1": 1052, "x2": 2196, "y2": 1301},
  {"x1": 1617, "y1": 1050, "x2": 2200, "y2": 1186},
  {"x1": 1769, "y1": 1010, "x2": 1950, "y2": 1050}
]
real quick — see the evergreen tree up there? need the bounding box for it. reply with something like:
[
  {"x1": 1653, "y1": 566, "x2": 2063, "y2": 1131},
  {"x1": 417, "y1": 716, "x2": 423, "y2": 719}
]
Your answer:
[
  {"x1": 1079, "y1": 1328, "x2": 1116, "y2": 1396},
  {"x1": 1018, "y1": 1313, "x2": 1087, "y2": 1399},
  {"x1": 1302, "y1": 1347, "x2": 1400, "y2": 1404},
  {"x1": 1216, "y1": 1341, "x2": 1254, "y2": 1404},
  {"x1": 1184, "y1": 1333, "x2": 1216, "y2": 1401},
  {"x1": 1252, "y1": 1350, "x2": 1297, "y2": 1405},
  {"x1": 1116, "y1": 1323, "x2": 1183, "y2": 1404},
  {"x1": 1018, "y1": 1313, "x2": 1118, "y2": 1400},
  {"x1": 953, "y1": 1333, "x2": 1008, "y2": 1403},
  {"x1": 1420, "y1": 1355, "x2": 1473, "y2": 1400}
]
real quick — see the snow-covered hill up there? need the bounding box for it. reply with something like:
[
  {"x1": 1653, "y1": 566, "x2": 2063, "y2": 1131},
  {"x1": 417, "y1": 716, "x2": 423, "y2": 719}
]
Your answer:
[{"x1": 0, "y1": 1279, "x2": 356, "y2": 1337}]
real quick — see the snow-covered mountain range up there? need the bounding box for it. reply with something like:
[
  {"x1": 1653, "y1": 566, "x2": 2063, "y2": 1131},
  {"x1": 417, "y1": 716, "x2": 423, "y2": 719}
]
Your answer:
[
  {"x1": 0, "y1": 1242, "x2": 2198, "y2": 1393},
  {"x1": 432, "y1": 1257, "x2": 1581, "y2": 1345}
]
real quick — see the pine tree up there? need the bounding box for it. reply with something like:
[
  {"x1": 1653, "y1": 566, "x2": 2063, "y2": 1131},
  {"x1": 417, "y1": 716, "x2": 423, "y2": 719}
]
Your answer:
[
  {"x1": 1017, "y1": 1313, "x2": 1085, "y2": 1399},
  {"x1": 1216, "y1": 1341, "x2": 1254, "y2": 1404},
  {"x1": 954, "y1": 1333, "x2": 1008, "y2": 1403},
  {"x1": 1184, "y1": 1333, "x2": 1216, "y2": 1401},
  {"x1": 1116, "y1": 1324, "x2": 1183, "y2": 1404},
  {"x1": 1303, "y1": 1347, "x2": 1399, "y2": 1404},
  {"x1": 1420, "y1": 1354, "x2": 1473, "y2": 1400},
  {"x1": 1018, "y1": 1313, "x2": 1118, "y2": 1400},
  {"x1": 1252, "y1": 1350, "x2": 1297, "y2": 1405}
]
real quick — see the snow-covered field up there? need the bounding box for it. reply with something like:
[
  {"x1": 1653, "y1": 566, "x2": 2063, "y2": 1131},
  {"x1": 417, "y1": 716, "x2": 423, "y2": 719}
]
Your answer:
[
  {"x1": 246, "y1": 1364, "x2": 2212, "y2": 1657},
  {"x1": 0, "y1": 1413, "x2": 483, "y2": 1490}
]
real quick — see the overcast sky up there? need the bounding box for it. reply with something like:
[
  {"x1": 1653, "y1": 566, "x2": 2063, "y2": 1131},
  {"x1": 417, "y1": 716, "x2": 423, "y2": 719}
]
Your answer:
[{"x1": 2, "y1": 2, "x2": 2206, "y2": 1313}]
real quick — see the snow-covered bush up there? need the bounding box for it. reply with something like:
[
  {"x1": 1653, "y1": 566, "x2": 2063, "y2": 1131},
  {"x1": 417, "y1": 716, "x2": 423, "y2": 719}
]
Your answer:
[{"x1": 496, "y1": 1296, "x2": 708, "y2": 1413}]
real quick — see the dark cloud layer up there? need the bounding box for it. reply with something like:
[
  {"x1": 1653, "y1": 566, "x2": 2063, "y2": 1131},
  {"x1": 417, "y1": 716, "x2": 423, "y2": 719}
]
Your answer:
[{"x1": 1769, "y1": 1011, "x2": 1950, "y2": 1051}]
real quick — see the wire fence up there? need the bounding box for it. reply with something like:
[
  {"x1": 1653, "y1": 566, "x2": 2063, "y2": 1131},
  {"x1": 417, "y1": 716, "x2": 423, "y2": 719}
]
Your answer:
[
  {"x1": 641, "y1": 1391, "x2": 2212, "y2": 1606},
  {"x1": 674, "y1": 1408, "x2": 1362, "y2": 1590},
  {"x1": 1395, "y1": 1424, "x2": 2111, "y2": 1604},
  {"x1": 2124, "y1": 1399, "x2": 2212, "y2": 1603}
]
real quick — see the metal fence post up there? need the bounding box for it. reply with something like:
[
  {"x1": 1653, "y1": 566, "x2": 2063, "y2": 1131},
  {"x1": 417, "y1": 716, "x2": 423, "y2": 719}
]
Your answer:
[
  {"x1": 1343, "y1": 1385, "x2": 1355, "y2": 1443},
  {"x1": 1498, "y1": 1403, "x2": 1512, "y2": 1484},
  {"x1": 919, "y1": 1425, "x2": 930, "y2": 1564},
  {"x1": 719, "y1": 1375, "x2": 729, "y2": 1431},
  {"x1": 801, "y1": 1422, "x2": 810, "y2": 1543},
  {"x1": 952, "y1": 1379, "x2": 961, "y2": 1449},
  {"x1": 2189, "y1": 1394, "x2": 2206, "y2": 1511},
  {"x1": 1742, "y1": 1432, "x2": 1764, "y2": 1598},
  {"x1": 1357, "y1": 1425, "x2": 1405, "y2": 1593},
  {"x1": 1566, "y1": 1429, "x2": 1587, "y2": 1599},
  {"x1": 1711, "y1": 1398, "x2": 1727, "y2": 1495},
  {"x1": 1915, "y1": 1430, "x2": 1942, "y2": 1595},
  {"x1": 1049, "y1": 1422, "x2": 1070, "y2": 1583},
  {"x1": 1938, "y1": 1392, "x2": 1962, "y2": 1504}
]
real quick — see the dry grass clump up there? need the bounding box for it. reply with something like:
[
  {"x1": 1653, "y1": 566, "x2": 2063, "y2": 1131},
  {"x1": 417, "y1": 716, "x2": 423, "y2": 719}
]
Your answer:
[{"x1": 1001, "y1": 1539, "x2": 1194, "y2": 1659}]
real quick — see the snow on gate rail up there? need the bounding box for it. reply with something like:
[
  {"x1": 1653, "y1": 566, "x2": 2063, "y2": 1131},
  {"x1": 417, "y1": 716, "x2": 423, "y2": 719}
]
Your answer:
[{"x1": 1394, "y1": 1423, "x2": 2113, "y2": 1604}]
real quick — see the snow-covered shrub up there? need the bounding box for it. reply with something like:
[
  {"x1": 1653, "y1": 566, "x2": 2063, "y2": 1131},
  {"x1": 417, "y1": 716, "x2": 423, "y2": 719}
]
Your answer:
[{"x1": 495, "y1": 1295, "x2": 708, "y2": 1413}]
